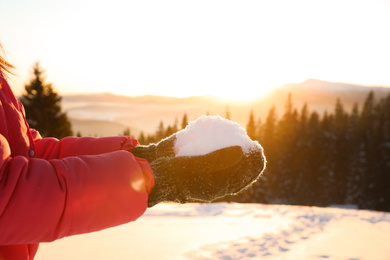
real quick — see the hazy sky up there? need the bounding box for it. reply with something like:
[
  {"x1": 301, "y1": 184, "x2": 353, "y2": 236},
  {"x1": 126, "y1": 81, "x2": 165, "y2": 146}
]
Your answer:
[{"x1": 1, "y1": 0, "x2": 389, "y2": 100}]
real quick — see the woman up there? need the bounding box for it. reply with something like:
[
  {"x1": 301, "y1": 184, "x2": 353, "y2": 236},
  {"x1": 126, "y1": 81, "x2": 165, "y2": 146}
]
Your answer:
[{"x1": 0, "y1": 44, "x2": 265, "y2": 259}]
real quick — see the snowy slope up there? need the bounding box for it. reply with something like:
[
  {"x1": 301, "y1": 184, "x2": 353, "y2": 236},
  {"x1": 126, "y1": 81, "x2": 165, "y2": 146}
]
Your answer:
[{"x1": 36, "y1": 203, "x2": 390, "y2": 260}]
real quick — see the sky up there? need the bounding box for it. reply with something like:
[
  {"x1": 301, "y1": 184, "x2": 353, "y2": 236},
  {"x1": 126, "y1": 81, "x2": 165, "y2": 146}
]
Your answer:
[{"x1": 1, "y1": 0, "x2": 390, "y2": 101}]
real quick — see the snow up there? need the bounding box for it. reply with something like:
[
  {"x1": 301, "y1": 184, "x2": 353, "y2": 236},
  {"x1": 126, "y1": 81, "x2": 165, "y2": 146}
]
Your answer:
[
  {"x1": 174, "y1": 115, "x2": 262, "y2": 157},
  {"x1": 36, "y1": 203, "x2": 390, "y2": 260}
]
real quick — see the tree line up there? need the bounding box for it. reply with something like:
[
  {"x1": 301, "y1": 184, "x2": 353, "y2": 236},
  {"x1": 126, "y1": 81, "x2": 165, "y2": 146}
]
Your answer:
[
  {"x1": 124, "y1": 113, "x2": 189, "y2": 145},
  {"x1": 235, "y1": 92, "x2": 390, "y2": 212},
  {"x1": 134, "y1": 92, "x2": 390, "y2": 212}
]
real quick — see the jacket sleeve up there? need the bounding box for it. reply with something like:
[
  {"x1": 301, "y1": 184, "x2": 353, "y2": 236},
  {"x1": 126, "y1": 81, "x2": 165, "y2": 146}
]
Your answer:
[
  {"x1": 33, "y1": 134, "x2": 139, "y2": 159},
  {"x1": 0, "y1": 134, "x2": 155, "y2": 245}
]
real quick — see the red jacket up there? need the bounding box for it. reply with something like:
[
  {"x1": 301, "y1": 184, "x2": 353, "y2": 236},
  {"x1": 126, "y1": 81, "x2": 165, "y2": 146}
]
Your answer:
[{"x1": 0, "y1": 75, "x2": 155, "y2": 259}]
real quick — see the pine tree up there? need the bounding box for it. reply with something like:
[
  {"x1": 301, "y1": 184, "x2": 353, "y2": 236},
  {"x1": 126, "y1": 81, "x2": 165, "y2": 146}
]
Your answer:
[
  {"x1": 20, "y1": 62, "x2": 73, "y2": 139},
  {"x1": 299, "y1": 103, "x2": 309, "y2": 135},
  {"x1": 181, "y1": 113, "x2": 188, "y2": 129},
  {"x1": 165, "y1": 125, "x2": 175, "y2": 137},
  {"x1": 156, "y1": 121, "x2": 165, "y2": 141},
  {"x1": 137, "y1": 131, "x2": 146, "y2": 145},
  {"x1": 345, "y1": 103, "x2": 362, "y2": 205},
  {"x1": 246, "y1": 110, "x2": 257, "y2": 140},
  {"x1": 304, "y1": 111, "x2": 325, "y2": 206},
  {"x1": 225, "y1": 106, "x2": 231, "y2": 120},
  {"x1": 275, "y1": 94, "x2": 300, "y2": 203},
  {"x1": 262, "y1": 106, "x2": 277, "y2": 145},
  {"x1": 121, "y1": 127, "x2": 132, "y2": 137},
  {"x1": 292, "y1": 103, "x2": 311, "y2": 205},
  {"x1": 331, "y1": 98, "x2": 349, "y2": 204},
  {"x1": 357, "y1": 91, "x2": 377, "y2": 209},
  {"x1": 258, "y1": 105, "x2": 277, "y2": 201}
]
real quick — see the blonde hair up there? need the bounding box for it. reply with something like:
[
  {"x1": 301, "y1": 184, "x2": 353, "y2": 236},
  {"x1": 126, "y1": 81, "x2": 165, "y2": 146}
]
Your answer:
[{"x1": 0, "y1": 43, "x2": 15, "y2": 77}]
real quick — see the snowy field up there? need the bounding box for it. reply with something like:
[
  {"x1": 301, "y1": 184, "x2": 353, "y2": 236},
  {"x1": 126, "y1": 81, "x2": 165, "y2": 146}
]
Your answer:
[{"x1": 36, "y1": 203, "x2": 390, "y2": 260}]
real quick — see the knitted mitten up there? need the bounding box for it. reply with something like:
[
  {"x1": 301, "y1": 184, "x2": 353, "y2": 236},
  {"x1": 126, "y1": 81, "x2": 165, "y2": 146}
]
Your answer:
[
  {"x1": 132, "y1": 134, "x2": 176, "y2": 163},
  {"x1": 132, "y1": 135, "x2": 266, "y2": 207}
]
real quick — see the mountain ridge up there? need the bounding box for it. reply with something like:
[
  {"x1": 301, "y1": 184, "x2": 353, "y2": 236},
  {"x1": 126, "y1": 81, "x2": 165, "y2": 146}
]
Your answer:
[
  {"x1": 62, "y1": 79, "x2": 390, "y2": 137},
  {"x1": 63, "y1": 78, "x2": 390, "y2": 102},
  {"x1": 281, "y1": 78, "x2": 390, "y2": 92}
]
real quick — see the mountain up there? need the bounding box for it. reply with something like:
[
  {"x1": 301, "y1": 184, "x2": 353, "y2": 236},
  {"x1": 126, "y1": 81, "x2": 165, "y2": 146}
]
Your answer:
[
  {"x1": 257, "y1": 78, "x2": 390, "y2": 116},
  {"x1": 63, "y1": 94, "x2": 230, "y2": 137},
  {"x1": 290, "y1": 78, "x2": 384, "y2": 91},
  {"x1": 62, "y1": 79, "x2": 390, "y2": 137}
]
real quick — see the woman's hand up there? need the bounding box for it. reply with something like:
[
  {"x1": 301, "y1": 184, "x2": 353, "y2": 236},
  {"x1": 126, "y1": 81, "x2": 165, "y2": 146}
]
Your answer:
[
  {"x1": 132, "y1": 134, "x2": 266, "y2": 207},
  {"x1": 132, "y1": 134, "x2": 177, "y2": 163}
]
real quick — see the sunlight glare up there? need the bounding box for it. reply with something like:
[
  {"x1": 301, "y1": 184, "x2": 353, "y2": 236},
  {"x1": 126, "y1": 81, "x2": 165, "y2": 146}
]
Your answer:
[
  {"x1": 33, "y1": 0, "x2": 390, "y2": 98},
  {"x1": 211, "y1": 83, "x2": 279, "y2": 102}
]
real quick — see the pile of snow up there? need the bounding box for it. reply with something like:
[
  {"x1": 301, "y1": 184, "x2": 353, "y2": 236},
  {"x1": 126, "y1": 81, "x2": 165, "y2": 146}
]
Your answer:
[
  {"x1": 36, "y1": 203, "x2": 390, "y2": 260},
  {"x1": 174, "y1": 115, "x2": 262, "y2": 157}
]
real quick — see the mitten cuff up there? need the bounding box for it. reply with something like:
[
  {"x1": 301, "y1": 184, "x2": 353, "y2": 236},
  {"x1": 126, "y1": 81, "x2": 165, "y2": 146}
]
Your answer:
[{"x1": 132, "y1": 144, "x2": 157, "y2": 163}]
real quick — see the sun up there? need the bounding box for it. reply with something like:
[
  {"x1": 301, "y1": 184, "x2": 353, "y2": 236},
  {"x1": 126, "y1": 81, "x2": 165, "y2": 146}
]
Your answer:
[
  {"x1": 208, "y1": 80, "x2": 281, "y2": 103},
  {"x1": 214, "y1": 89, "x2": 266, "y2": 103}
]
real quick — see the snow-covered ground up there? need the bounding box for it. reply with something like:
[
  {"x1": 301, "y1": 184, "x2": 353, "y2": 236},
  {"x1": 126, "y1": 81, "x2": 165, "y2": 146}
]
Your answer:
[{"x1": 36, "y1": 203, "x2": 390, "y2": 260}]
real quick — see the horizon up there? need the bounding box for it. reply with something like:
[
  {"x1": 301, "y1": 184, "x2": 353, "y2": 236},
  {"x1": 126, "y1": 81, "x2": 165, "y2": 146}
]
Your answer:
[
  {"x1": 59, "y1": 78, "x2": 390, "y2": 101},
  {"x1": 1, "y1": 0, "x2": 390, "y2": 101},
  {"x1": 60, "y1": 78, "x2": 390, "y2": 138}
]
